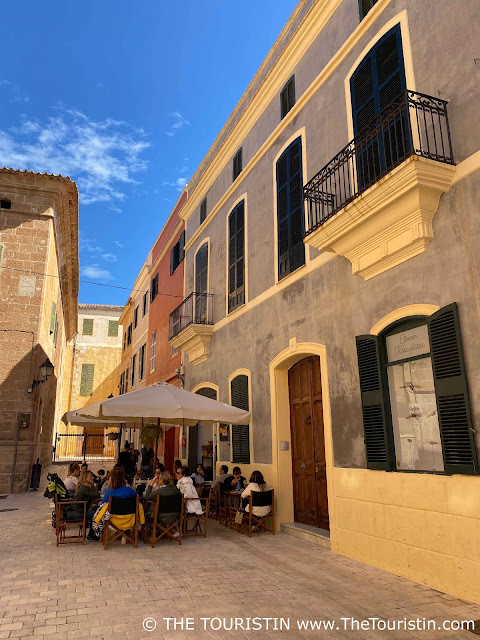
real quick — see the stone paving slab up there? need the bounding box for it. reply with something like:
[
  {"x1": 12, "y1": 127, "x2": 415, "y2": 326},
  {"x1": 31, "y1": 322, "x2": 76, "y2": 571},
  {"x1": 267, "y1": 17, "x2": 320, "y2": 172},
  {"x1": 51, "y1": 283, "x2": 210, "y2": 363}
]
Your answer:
[{"x1": 0, "y1": 491, "x2": 478, "y2": 639}]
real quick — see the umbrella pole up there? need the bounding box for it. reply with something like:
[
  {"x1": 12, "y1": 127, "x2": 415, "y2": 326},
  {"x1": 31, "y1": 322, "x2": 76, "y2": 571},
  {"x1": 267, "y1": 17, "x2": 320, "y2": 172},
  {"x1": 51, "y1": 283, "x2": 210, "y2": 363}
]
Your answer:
[{"x1": 154, "y1": 417, "x2": 160, "y2": 466}]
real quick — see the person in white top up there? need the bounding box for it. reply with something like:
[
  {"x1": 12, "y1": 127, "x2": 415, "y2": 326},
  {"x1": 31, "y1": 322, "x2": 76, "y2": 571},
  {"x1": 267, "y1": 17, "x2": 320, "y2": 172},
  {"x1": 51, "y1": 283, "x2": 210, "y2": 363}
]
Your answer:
[
  {"x1": 241, "y1": 470, "x2": 272, "y2": 517},
  {"x1": 64, "y1": 463, "x2": 80, "y2": 493},
  {"x1": 176, "y1": 466, "x2": 203, "y2": 515},
  {"x1": 190, "y1": 464, "x2": 205, "y2": 486}
]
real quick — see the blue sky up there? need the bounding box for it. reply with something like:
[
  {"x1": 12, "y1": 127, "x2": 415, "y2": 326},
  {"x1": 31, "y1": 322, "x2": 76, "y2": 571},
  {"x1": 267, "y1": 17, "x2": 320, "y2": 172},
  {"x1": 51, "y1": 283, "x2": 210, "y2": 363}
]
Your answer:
[{"x1": 0, "y1": 0, "x2": 299, "y2": 306}]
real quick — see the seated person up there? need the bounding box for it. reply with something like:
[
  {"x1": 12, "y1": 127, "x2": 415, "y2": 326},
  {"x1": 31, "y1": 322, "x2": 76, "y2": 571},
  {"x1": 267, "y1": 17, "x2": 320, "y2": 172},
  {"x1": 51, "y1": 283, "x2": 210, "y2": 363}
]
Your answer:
[
  {"x1": 145, "y1": 470, "x2": 182, "y2": 530},
  {"x1": 190, "y1": 464, "x2": 205, "y2": 486},
  {"x1": 64, "y1": 463, "x2": 80, "y2": 494},
  {"x1": 102, "y1": 467, "x2": 137, "y2": 504},
  {"x1": 70, "y1": 470, "x2": 100, "y2": 539},
  {"x1": 242, "y1": 470, "x2": 272, "y2": 517},
  {"x1": 95, "y1": 469, "x2": 107, "y2": 488},
  {"x1": 176, "y1": 466, "x2": 203, "y2": 515},
  {"x1": 173, "y1": 459, "x2": 182, "y2": 475},
  {"x1": 80, "y1": 462, "x2": 98, "y2": 483},
  {"x1": 224, "y1": 466, "x2": 247, "y2": 492},
  {"x1": 211, "y1": 465, "x2": 233, "y2": 489}
]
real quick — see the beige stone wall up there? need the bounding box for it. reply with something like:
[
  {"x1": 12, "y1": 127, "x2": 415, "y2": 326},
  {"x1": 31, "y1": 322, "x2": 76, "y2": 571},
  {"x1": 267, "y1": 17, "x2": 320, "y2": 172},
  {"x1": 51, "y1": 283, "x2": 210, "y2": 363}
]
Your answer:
[{"x1": 0, "y1": 171, "x2": 76, "y2": 493}]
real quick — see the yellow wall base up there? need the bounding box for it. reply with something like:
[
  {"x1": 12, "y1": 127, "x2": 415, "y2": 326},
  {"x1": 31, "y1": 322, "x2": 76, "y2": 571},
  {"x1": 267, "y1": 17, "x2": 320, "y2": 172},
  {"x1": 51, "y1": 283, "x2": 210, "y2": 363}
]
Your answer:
[{"x1": 332, "y1": 467, "x2": 480, "y2": 605}]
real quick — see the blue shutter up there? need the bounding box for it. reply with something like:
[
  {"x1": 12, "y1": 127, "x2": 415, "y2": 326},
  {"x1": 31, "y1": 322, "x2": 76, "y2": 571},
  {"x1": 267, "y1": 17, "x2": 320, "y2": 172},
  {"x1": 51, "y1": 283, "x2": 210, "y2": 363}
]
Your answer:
[{"x1": 276, "y1": 137, "x2": 305, "y2": 280}]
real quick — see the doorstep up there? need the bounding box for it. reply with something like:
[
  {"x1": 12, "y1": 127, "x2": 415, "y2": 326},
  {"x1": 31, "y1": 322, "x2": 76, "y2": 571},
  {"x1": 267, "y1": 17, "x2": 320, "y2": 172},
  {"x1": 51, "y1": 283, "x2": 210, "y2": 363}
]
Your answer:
[{"x1": 281, "y1": 522, "x2": 331, "y2": 549}]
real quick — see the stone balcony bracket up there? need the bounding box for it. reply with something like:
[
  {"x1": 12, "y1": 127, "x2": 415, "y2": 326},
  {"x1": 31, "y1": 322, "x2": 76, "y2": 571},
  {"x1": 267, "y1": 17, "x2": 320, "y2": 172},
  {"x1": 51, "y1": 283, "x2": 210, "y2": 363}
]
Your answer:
[{"x1": 168, "y1": 324, "x2": 214, "y2": 365}]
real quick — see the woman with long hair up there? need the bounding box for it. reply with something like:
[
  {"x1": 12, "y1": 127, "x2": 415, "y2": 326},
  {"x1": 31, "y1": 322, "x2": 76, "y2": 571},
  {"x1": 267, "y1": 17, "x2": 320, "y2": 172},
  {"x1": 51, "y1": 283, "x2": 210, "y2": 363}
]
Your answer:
[
  {"x1": 241, "y1": 470, "x2": 272, "y2": 517},
  {"x1": 102, "y1": 467, "x2": 136, "y2": 504},
  {"x1": 64, "y1": 463, "x2": 80, "y2": 494}
]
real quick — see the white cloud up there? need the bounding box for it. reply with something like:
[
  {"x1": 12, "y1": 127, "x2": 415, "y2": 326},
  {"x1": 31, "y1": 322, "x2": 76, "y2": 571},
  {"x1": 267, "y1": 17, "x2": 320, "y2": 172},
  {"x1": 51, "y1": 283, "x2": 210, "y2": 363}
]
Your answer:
[
  {"x1": 79, "y1": 234, "x2": 104, "y2": 253},
  {"x1": 81, "y1": 266, "x2": 114, "y2": 280},
  {"x1": 165, "y1": 111, "x2": 190, "y2": 137},
  {"x1": 0, "y1": 107, "x2": 150, "y2": 205},
  {"x1": 101, "y1": 253, "x2": 118, "y2": 262},
  {"x1": 0, "y1": 79, "x2": 30, "y2": 104},
  {"x1": 114, "y1": 240, "x2": 124, "y2": 248},
  {"x1": 162, "y1": 177, "x2": 187, "y2": 191}
]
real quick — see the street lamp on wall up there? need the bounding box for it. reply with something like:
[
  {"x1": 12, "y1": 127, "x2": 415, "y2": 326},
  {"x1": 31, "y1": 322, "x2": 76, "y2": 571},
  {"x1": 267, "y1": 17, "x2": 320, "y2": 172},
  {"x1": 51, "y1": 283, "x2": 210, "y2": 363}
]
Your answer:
[{"x1": 29, "y1": 358, "x2": 54, "y2": 392}]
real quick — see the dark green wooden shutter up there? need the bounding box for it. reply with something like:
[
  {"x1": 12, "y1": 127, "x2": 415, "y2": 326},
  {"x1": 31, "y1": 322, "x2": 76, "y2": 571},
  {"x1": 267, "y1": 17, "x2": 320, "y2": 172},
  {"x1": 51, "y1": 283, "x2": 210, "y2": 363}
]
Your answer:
[
  {"x1": 170, "y1": 247, "x2": 175, "y2": 275},
  {"x1": 195, "y1": 244, "x2": 208, "y2": 294},
  {"x1": 233, "y1": 148, "x2": 242, "y2": 181},
  {"x1": 179, "y1": 230, "x2": 185, "y2": 263},
  {"x1": 108, "y1": 320, "x2": 118, "y2": 337},
  {"x1": 195, "y1": 387, "x2": 217, "y2": 400},
  {"x1": 200, "y1": 198, "x2": 207, "y2": 224},
  {"x1": 228, "y1": 201, "x2": 245, "y2": 313},
  {"x1": 80, "y1": 364, "x2": 95, "y2": 396},
  {"x1": 276, "y1": 137, "x2": 305, "y2": 280},
  {"x1": 82, "y1": 318, "x2": 94, "y2": 335},
  {"x1": 281, "y1": 76, "x2": 295, "y2": 119},
  {"x1": 53, "y1": 316, "x2": 59, "y2": 347},
  {"x1": 355, "y1": 335, "x2": 392, "y2": 470},
  {"x1": 359, "y1": 0, "x2": 379, "y2": 21},
  {"x1": 50, "y1": 302, "x2": 57, "y2": 334},
  {"x1": 231, "y1": 375, "x2": 250, "y2": 464},
  {"x1": 428, "y1": 303, "x2": 478, "y2": 475}
]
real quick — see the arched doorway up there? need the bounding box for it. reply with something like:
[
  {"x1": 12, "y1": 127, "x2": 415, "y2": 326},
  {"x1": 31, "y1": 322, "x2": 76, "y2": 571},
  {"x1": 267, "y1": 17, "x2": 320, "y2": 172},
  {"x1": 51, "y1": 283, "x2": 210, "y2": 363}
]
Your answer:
[{"x1": 288, "y1": 356, "x2": 329, "y2": 530}]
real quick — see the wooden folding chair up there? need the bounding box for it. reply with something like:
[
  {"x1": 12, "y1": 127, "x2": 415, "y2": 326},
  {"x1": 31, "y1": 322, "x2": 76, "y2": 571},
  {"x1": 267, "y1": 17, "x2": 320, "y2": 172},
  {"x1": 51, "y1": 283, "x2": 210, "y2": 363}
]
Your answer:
[
  {"x1": 144, "y1": 493, "x2": 184, "y2": 547},
  {"x1": 55, "y1": 496, "x2": 87, "y2": 546},
  {"x1": 183, "y1": 488, "x2": 212, "y2": 537},
  {"x1": 103, "y1": 496, "x2": 139, "y2": 549},
  {"x1": 218, "y1": 485, "x2": 229, "y2": 526},
  {"x1": 244, "y1": 489, "x2": 275, "y2": 537}
]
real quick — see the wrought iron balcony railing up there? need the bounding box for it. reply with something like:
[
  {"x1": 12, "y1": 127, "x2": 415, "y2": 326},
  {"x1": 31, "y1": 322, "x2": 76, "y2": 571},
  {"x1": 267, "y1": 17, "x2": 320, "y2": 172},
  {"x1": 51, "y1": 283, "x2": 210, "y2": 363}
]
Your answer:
[
  {"x1": 304, "y1": 90, "x2": 454, "y2": 235},
  {"x1": 169, "y1": 292, "x2": 214, "y2": 340}
]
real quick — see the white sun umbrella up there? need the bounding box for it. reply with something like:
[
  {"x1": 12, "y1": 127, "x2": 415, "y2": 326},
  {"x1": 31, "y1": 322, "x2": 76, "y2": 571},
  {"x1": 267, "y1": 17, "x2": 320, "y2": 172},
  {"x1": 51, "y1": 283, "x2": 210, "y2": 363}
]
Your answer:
[{"x1": 73, "y1": 381, "x2": 250, "y2": 425}]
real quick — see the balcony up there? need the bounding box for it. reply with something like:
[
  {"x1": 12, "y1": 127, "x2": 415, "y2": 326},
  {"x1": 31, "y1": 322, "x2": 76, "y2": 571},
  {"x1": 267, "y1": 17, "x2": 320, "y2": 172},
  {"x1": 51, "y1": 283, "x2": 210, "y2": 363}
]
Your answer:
[
  {"x1": 303, "y1": 90, "x2": 456, "y2": 280},
  {"x1": 168, "y1": 292, "x2": 214, "y2": 365}
]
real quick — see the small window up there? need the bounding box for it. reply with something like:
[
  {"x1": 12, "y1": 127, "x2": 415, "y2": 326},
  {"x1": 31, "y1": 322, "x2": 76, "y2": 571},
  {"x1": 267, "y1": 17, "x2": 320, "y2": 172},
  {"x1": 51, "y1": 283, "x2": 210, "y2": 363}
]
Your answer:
[
  {"x1": 127, "y1": 323, "x2": 132, "y2": 345},
  {"x1": 50, "y1": 302, "x2": 57, "y2": 335},
  {"x1": 119, "y1": 371, "x2": 125, "y2": 395},
  {"x1": 131, "y1": 354, "x2": 136, "y2": 387},
  {"x1": 200, "y1": 198, "x2": 207, "y2": 224},
  {"x1": 142, "y1": 292, "x2": 148, "y2": 316},
  {"x1": 359, "y1": 0, "x2": 379, "y2": 20},
  {"x1": 232, "y1": 148, "x2": 243, "y2": 182},
  {"x1": 80, "y1": 364, "x2": 95, "y2": 396},
  {"x1": 123, "y1": 332, "x2": 126, "y2": 351},
  {"x1": 150, "y1": 331, "x2": 156, "y2": 372},
  {"x1": 125, "y1": 367, "x2": 129, "y2": 393},
  {"x1": 150, "y1": 274, "x2": 159, "y2": 302},
  {"x1": 170, "y1": 231, "x2": 185, "y2": 275},
  {"x1": 82, "y1": 318, "x2": 94, "y2": 335},
  {"x1": 280, "y1": 75, "x2": 296, "y2": 119},
  {"x1": 231, "y1": 374, "x2": 250, "y2": 464},
  {"x1": 171, "y1": 346, "x2": 178, "y2": 357},
  {"x1": 139, "y1": 343, "x2": 146, "y2": 381},
  {"x1": 108, "y1": 320, "x2": 119, "y2": 337},
  {"x1": 0, "y1": 199, "x2": 11, "y2": 209},
  {"x1": 133, "y1": 306, "x2": 138, "y2": 329}
]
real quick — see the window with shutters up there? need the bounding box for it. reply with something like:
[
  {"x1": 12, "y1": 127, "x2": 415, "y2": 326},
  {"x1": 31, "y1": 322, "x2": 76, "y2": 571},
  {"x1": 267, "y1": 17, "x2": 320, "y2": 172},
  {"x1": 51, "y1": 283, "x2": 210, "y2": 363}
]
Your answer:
[
  {"x1": 82, "y1": 318, "x2": 94, "y2": 335},
  {"x1": 53, "y1": 315, "x2": 59, "y2": 347},
  {"x1": 139, "y1": 343, "x2": 146, "y2": 381},
  {"x1": 108, "y1": 320, "x2": 119, "y2": 337},
  {"x1": 131, "y1": 355, "x2": 136, "y2": 387},
  {"x1": 359, "y1": 0, "x2": 378, "y2": 20},
  {"x1": 232, "y1": 148, "x2": 243, "y2": 182},
  {"x1": 123, "y1": 332, "x2": 126, "y2": 352},
  {"x1": 276, "y1": 137, "x2": 305, "y2": 280},
  {"x1": 170, "y1": 231, "x2": 185, "y2": 275},
  {"x1": 133, "y1": 306, "x2": 139, "y2": 329},
  {"x1": 228, "y1": 201, "x2": 245, "y2": 313},
  {"x1": 127, "y1": 323, "x2": 132, "y2": 345},
  {"x1": 350, "y1": 25, "x2": 408, "y2": 191},
  {"x1": 150, "y1": 331, "x2": 156, "y2": 372},
  {"x1": 200, "y1": 198, "x2": 207, "y2": 224},
  {"x1": 50, "y1": 302, "x2": 57, "y2": 335},
  {"x1": 280, "y1": 75, "x2": 295, "y2": 119},
  {"x1": 150, "y1": 273, "x2": 159, "y2": 302},
  {"x1": 142, "y1": 292, "x2": 148, "y2": 317},
  {"x1": 194, "y1": 242, "x2": 209, "y2": 323},
  {"x1": 125, "y1": 367, "x2": 129, "y2": 393},
  {"x1": 119, "y1": 371, "x2": 125, "y2": 395},
  {"x1": 230, "y1": 374, "x2": 250, "y2": 464},
  {"x1": 80, "y1": 364, "x2": 95, "y2": 396},
  {"x1": 356, "y1": 304, "x2": 478, "y2": 475}
]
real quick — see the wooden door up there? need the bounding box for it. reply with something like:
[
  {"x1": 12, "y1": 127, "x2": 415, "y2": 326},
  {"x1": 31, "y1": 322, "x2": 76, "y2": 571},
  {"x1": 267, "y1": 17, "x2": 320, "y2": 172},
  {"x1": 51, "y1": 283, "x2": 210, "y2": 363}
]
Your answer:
[
  {"x1": 84, "y1": 427, "x2": 105, "y2": 457},
  {"x1": 288, "y1": 356, "x2": 329, "y2": 530}
]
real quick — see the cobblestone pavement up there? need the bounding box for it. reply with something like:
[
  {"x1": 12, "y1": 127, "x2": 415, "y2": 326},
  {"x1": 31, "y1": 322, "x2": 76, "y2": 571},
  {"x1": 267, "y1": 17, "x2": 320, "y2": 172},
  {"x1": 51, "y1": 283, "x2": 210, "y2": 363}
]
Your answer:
[{"x1": 0, "y1": 491, "x2": 479, "y2": 640}]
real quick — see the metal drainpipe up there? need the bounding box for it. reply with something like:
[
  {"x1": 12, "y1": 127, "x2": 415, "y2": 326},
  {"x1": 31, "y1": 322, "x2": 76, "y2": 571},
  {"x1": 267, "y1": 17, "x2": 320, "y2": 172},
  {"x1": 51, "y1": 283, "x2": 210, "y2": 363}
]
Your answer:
[{"x1": 0, "y1": 330, "x2": 35, "y2": 494}]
